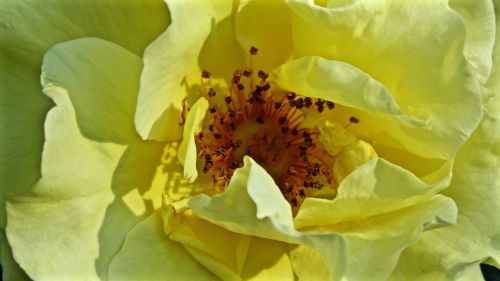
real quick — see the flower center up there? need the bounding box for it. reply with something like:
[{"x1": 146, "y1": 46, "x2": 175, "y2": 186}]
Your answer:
[{"x1": 196, "y1": 47, "x2": 338, "y2": 211}]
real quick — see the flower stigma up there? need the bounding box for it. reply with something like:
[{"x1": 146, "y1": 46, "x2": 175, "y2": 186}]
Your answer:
[{"x1": 188, "y1": 47, "x2": 359, "y2": 212}]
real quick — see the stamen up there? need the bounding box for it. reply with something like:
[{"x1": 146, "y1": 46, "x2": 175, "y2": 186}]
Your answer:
[{"x1": 192, "y1": 50, "x2": 336, "y2": 211}]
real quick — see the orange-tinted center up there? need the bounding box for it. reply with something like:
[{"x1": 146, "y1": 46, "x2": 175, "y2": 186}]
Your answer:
[{"x1": 196, "y1": 47, "x2": 338, "y2": 210}]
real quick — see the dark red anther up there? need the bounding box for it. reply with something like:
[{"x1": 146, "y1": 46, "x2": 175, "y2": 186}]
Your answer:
[
  {"x1": 295, "y1": 98, "x2": 304, "y2": 109},
  {"x1": 208, "y1": 88, "x2": 216, "y2": 97},
  {"x1": 250, "y1": 46, "x2": 258, "y2": 55},
  {"x1": 304, "y1": 97, "x2": 313, "y2": 108},
  {"x1": 326, "y1": 101, "x2": 335, "y2": 109},
  {"x1": 201, "y1": 70, "x2": 211, "y2": 78},
  {"x1": 258, "y1": 70, "x2": 269, "y2": 79},
  {"x1": 299, "y1": 189, "x2": 306, "y2": 198}
]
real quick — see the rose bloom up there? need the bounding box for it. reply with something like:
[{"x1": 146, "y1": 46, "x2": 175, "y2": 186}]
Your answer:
[{"x1": 1, "y1": 0, "x2": 499, "y2": 280}]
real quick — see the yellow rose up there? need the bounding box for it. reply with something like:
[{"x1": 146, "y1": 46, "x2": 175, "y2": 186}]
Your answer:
[{"x1": 1, "y1": 1, "x2": 499, "y2": 281}]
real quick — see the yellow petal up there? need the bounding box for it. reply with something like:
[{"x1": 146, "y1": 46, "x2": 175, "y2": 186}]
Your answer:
[
  {"x1": 235, "y1": 0, "x2": 293, "y2": 71},
  {"x1": 285, "y1": 0, "x2": 482, "y2": 180},
  {"x1": 108, "y1": 211, "x2": 217, "y2": 281},
  {"x1": 178, "y1": 97, "x2": 209, "y2": 183},
  {"x1": 189, "y1": 157, "x2": 347, "y2": 280},
  {"x1": 6, "y1": 38, "x2": 169, "y2": 280},
  {"x1": 136, "y1": 0, "x2": 243, "y2": 141}
]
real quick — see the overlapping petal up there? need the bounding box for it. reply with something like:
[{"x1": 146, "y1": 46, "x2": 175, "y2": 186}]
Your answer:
[
  {"x1": 295, "y1": 158, "x2": 457, "y2": 281},
  {"x1": 188, "y1": 156, "x2": 457, "y2": 280},
  {"x1": 108, "y1": 211, "x2": 217, "y2": 281},
  {"x1": 135, "y1": 0, "x2": 244, "y2": 141},
  {"x1": 1, "y1": 0, "x2": 499, "y2": 280},
  {"x1": 0, "y1": 1, "x2": 169, "y2": 278},
  {"x1": 178, "y1": 97, "x2": 209, "y2": 183},
  {"x1": 283, "y1": 0, "x2": 482, "y2": 181},
  {"x1": 189, "y1": 157, "x2": 347, "y2": 280},
  {"x1": 5, "y1": 38, "x2": 174, "y2": 280},
  {"x1": 389, "y1": 1, "x2": 500, "y2": 278}
]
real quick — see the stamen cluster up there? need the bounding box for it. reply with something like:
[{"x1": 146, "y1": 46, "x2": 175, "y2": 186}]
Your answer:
[{"x1": 195, "y1": 47, "x2": 337, "y2": 210}]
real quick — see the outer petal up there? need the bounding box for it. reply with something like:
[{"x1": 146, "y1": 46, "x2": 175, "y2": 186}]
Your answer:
[
  {"x1": 449, "y1": 0, "x2": 496, "y2": 85},
  {"x1": 108, "y1": 211, "x2": 217, "y2": 281},
  {"x1": 285, "y1": 0, "x2": 482, "y2": 179},
  {"x1": 135, "y1": 0, "x2": 244, "y2": 141},
  {"x1": 0, "y1": 2, "x2": 169, "y2": 277},
  {"x1": 0, "y1": 231, "x2": 30, "y2": 281},
  {"x1": 390, "y1": 2, "x2": 500, "y2": 278},
  {"x1": 5, "y1": 38, "x2": 170, "y2": 280},
  {"x1": 0, "y1": 0, "x2": 169, "y2": 194}
]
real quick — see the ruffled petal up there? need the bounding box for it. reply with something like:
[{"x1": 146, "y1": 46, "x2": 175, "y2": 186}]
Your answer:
[
  {"x1": 272, "y1": 56, "x2": 402, "y2": 115},
  {"x1": 0, "y1": 0, "x2": 169, "y2": 194},
  {"x1": 135, "y1": 0, "x2": 244, "y2": 141},
  {"x1": 295, "y1": 158, "x2": 457, "y2": 281},
  {"x1": 284, "y1": 0, "x2": 482, "y2": 180},
  {"x1": 390, "y1": 2, "x2": 500, "y2": 277},
  {"x1": 0, "y1": 3, "x2": 169, "y2": 276},
  {"x1": 5, "y1": 38, "x2": 169, "y2": 280},
  {"x1": 163, "y1": 196, "x2": 295, "y2": 280},
  {"x1": 449, "y1": 0, "x2": 496, "y2": 85},
  {"x1": 189, "y1": 157, "x2": 347, "y2": 280},
  {"x1": 294, "y1": 158, "x2": 450, "y2": 229},
  {"x1": 166, "y1": 206, "x2": 251, "y2": 280}
]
